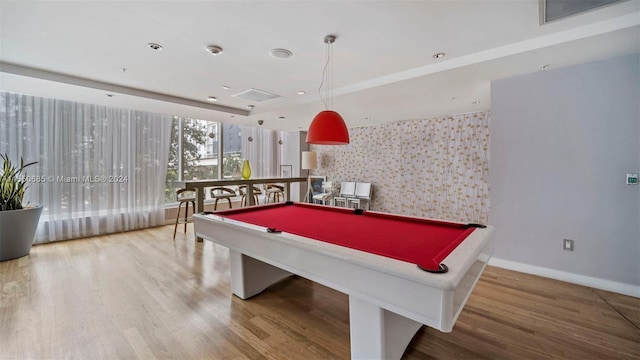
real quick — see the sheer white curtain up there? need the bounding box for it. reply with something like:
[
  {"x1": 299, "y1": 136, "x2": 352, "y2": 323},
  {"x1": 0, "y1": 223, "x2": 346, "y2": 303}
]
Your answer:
[
  {"x1": 240, "y1": 126, "x2": 280, "y2": 177},
  {"x1": 0, "y1": 91, "x2": 172, "y2": 243}
]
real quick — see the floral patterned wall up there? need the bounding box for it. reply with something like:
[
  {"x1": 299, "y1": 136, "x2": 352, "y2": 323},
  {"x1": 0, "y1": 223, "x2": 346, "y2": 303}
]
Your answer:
[{"x1": 311, "y1": 111, "x2": 490, "y2": 224}]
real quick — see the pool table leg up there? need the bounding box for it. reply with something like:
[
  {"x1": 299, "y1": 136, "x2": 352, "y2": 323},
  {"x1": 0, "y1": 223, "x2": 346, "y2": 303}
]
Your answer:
[
  {"x1": 349, "y1": 296, "x2": 423, "y2": 360},
  {"x1": 229, "y1": 250, "x2": 293, "y2": 299}
]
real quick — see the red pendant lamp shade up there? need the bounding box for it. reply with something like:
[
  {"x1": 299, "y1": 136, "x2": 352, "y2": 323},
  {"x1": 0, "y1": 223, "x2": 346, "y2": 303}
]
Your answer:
[
  {"x1": 306, "y1": 35, "x2": 350, "y2": 145},
  {"x1": 306, "y1": 110, "x2": 350, "y2": 145}
]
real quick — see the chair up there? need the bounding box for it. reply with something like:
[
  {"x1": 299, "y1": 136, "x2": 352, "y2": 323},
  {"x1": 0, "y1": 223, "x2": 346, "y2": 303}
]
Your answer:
[
  {"x1": 210, "y1": 187, "x2": 236, "y2": 210},
  {"x1": 173, "y1": 188, "x2": 196, "y2": 239},
  {"x1": 333, "y1": 181, "x2": 356, "y2": 208},
  {"x1": 347, "y1": 182, "x2": 372, "y2": 210},
  {"x1": 264, "y1": 184, "x2": 285, "y2": 203},
  {"x1": 237, "y1": 185, "x2": 262, "y2": 206},
  {"x1": 312, "y1": 181, "x2": 334, "y2": 205}
]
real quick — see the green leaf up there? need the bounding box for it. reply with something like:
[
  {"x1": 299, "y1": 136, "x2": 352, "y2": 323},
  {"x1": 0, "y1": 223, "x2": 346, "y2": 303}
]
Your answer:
[{"x1": 0, "y1": 153, "x2": 37, "y2": 211}]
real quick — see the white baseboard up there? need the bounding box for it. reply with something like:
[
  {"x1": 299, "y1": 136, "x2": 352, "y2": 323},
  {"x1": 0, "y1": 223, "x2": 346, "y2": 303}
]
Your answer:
[{"x1": 488, "y1": 257, "x2": 640, "y2": 298}]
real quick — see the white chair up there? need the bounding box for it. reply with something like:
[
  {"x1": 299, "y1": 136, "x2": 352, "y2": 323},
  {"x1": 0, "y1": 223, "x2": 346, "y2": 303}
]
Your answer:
[
  {"x1": 312, "y1": 181, "x2": 334, "y2": 205},
  {"x1": 347, "y1": 182, "x2": 372, "y2": 210},
  {"x1": 333, "y1": 181, "x2": 356, "y2": 208}
]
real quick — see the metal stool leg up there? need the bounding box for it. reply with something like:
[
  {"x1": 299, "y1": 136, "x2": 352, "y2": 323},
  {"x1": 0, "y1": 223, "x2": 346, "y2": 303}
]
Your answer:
[
  {"x1": 183, "y1": 201, "x2": 189, "y2": 233},
  {"x1": 173, "y1": 202, "x2": 186, "y2": 240},
  {"x1": 173, "y1": 201, "x2": 182, "y2": 239}
]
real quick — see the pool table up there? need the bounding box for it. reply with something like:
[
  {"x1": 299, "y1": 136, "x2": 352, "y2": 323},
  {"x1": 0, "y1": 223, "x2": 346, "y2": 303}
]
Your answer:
[{"x1": 193, "y1": 202, "x2": 493, "y2": 360}]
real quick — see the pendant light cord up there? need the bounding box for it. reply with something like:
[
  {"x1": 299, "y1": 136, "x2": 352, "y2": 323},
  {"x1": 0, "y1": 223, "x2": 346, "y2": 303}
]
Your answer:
[
  {"x1": 318, "y1": 41, "x2": 331, "y2": 110},
  {"x1": 329, "y1": 41, "x2": 333, "y2": 110}
]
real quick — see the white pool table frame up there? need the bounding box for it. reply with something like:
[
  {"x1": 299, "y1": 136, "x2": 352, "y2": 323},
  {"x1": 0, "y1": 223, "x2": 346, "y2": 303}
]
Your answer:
[{"x1": 193, "y1": 206, "x2": 493, "y2": 360}]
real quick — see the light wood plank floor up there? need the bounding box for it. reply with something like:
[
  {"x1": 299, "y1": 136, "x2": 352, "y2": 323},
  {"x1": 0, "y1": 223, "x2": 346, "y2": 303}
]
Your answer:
[{"x1": 1, "y1": 225, "x2": 638, "y2": 359}]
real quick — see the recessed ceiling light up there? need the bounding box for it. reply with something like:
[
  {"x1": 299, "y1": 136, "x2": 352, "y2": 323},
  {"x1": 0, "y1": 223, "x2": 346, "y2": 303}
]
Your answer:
[
  {"x1": 472, "y1": 100, "x2": 480, "y2": 104},
  {"x1": 207, "y1": 96, "x2": 217, "y2": 102},
  {"x1": 147, "y1": 43, "x2": 163, "y2": 51},
  {"x1": 206, "y1": 45, "x2": 223, "y2": 55},
  {"x1": 450, "y1": 96, "x2": 457, "y2": 100},
  {"x1": 247, "y1": 105, "x2": 255, "y2": 110},
  {"x1": 279, "y1": 116, "x2": 285, "y2": 120},
  {"x1": 297, "y1": 91, "x2": 305, "y2": 95},
  {"x1": 540, "y1": 64, "x2": 550, "y2": 70},
  {"x1": 106, "y1": 94, "x2": 115, "y2": 97},
  {"x1": 221, "y1": 85, "x2": 230, "y2": 90},
  {"x1": 269, "y1": 48, "x2": 293, "y2": 59},
  {"x1": 432, "y1": 52, "x2": 445, "y2": 59},
  {"x1": 364, "y1": 117, "x2": 370, "y2": 120}
]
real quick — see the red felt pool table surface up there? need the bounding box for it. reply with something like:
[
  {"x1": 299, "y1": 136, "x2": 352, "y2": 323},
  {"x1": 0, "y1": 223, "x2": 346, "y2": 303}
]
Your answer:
[{"x1": 214, "y1": 202, "x2": 476, "y2": 271}]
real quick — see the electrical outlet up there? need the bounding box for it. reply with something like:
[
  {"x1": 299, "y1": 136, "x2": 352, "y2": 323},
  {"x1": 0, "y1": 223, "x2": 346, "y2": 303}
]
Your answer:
[{"x1": 563, "y1": 239, "x2": 574, "y2": 251}]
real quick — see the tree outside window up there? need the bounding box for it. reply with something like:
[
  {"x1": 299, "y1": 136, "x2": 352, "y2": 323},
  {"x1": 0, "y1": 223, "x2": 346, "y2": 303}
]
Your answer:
[{"x1": 165, "y1": 119, "x2": 242, "y2": 203}]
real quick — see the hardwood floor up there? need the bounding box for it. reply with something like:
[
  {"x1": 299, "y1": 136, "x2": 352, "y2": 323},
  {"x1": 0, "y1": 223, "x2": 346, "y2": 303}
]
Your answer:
[{"x1": 1, "y1": 225, "x2": 638, "y2": 359}]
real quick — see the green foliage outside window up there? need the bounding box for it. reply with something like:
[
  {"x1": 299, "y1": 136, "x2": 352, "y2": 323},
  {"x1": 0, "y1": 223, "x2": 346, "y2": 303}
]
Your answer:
[
  {"x1": 164, "y1": 119, "x2": 243, "y2": 204},
  {"x1": 165, "y1": 117, "x2": 211, "y2": 203},
  {"x1": 222, "y1": 154, "x2": 242, "y2": 178}
]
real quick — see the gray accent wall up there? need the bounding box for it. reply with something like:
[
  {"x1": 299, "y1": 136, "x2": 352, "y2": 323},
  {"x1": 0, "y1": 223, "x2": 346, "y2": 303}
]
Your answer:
[
  {"x1": 280, "y1": 131, "x2": 309, "y2": 202},
  {"x1": 490, "y1": 53, "x2": 640, "y2": 286}
]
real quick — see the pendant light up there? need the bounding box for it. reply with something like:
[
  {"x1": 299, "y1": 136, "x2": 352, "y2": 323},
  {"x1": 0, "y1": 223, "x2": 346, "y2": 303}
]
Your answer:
[{"x1": 306, "y1": 35, "x2": 350, "y2": 145}]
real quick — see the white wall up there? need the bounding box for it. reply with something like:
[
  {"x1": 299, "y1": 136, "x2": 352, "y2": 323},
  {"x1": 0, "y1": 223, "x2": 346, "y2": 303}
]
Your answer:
[{"x1": 490, "y1": 54, "x2": 640, "y2": 292}]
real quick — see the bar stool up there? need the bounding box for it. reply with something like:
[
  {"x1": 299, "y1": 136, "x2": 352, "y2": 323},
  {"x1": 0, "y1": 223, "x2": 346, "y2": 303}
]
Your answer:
[
  {"x1": 173, "y1": 188, "x2": 195, "y2": 239},
  {"x1": 265, "y1": 184, "x2": 285, "y2": 203},
  {"x1": 210, "y1": 187, "x2": 236, "y2": 210},
  {"x1": 238, "y1": 185, "x2": 262, "y2": 206}
]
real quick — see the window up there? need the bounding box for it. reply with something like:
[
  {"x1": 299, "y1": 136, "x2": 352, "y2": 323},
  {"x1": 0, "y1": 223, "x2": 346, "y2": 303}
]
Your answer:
[
  {"x1": 222, "y1": 123, "x2": 242, "y2": 179},
  {"x1": 240, "y1": 126, "x2": 280, "y2": 178},
  {"x1": 165, "y1": 117, "x2": 217, "y2": 203},
  {"x1": 186, "y1": 118, "x2": 217, "y2": 181},
  {"x1": 164, "y1": 119, "x2": 283, "y2": 205}
]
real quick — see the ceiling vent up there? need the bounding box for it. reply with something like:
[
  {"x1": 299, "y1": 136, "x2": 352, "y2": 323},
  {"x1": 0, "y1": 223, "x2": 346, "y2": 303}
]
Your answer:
[
  {"x1": 231, "y1": 88, "x2": 281, "y2": 102},
  {"x1": 540, "y1": 0, "x2": 622, "y2": 24}
]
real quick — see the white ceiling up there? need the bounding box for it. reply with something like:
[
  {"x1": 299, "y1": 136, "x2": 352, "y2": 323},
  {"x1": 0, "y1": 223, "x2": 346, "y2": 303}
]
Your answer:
[{"x1": 1, "y1": 1, "x2": 639, "y2": 131}]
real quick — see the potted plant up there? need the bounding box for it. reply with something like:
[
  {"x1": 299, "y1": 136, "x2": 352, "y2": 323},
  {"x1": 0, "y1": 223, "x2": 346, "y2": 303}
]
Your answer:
[{"x1": 0, "y1": 154, "x2": 43, "y2": 261}]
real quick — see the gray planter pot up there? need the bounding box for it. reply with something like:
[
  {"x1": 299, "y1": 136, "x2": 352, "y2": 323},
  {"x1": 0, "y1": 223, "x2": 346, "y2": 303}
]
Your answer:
[{"x1": 0, "y1": 206, "x2": 43, "y2": 261}]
